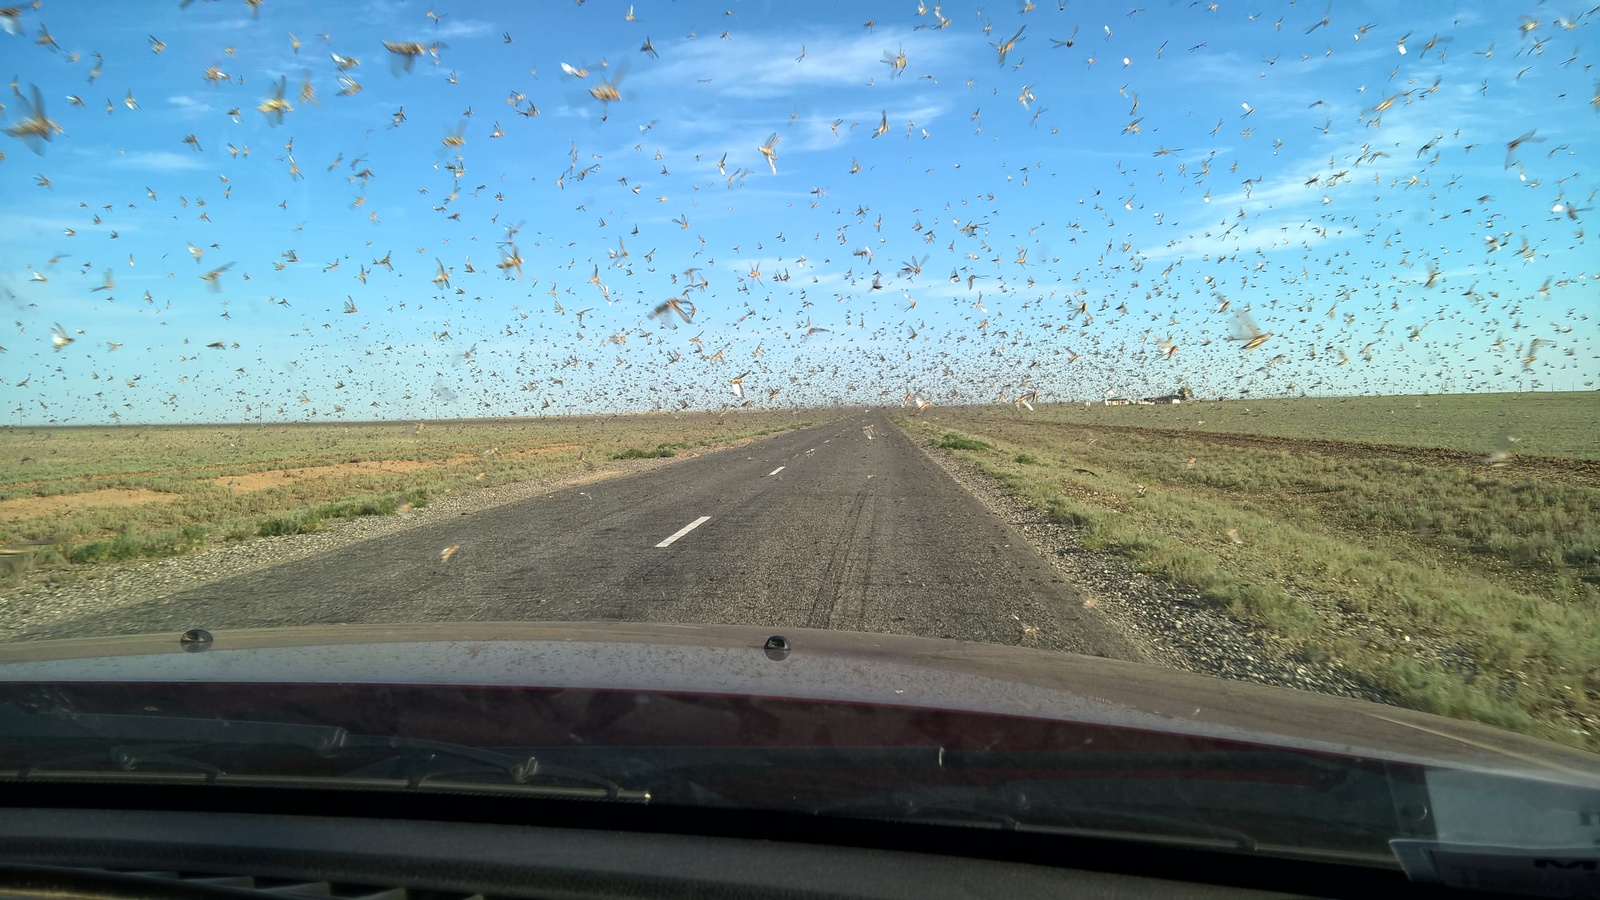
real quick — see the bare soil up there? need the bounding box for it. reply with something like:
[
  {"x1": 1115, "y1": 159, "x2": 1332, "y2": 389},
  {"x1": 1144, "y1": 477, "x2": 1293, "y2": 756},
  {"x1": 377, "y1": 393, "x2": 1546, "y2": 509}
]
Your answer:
[{"x1": 0, "y1": 489, "x2": 180, "y2": 521}]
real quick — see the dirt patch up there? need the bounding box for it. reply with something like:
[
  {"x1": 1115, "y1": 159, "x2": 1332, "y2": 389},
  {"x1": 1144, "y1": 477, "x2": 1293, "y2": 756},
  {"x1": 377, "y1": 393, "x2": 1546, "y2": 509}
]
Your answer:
[
  {"x1": 212, "y1": 457, "x2": 473, "y2": 493},
  {"x1": 0, "y1": 489, "x2": 180, "y2": 521},
  {"x1": 212, "y1": 444, "x2": 587, "y2": 493}
]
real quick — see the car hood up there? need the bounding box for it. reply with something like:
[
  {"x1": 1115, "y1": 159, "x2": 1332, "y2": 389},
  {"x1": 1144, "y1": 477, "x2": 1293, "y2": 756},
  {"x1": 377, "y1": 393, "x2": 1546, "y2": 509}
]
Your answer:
[{"x1": 0, "y1": 621, "x2": 1593, "y2": 781}]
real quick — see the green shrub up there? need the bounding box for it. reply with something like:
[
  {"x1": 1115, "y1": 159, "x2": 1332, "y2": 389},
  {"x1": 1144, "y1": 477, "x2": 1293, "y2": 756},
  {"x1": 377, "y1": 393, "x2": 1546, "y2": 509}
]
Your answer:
[
  {"x1": 611, "y1": 445, "x2": 678, "y2": 459},
  {"x1": 937, "y1": 433, "x2": 993, "y2": 451},
  {"x1": 258, "y1": 489, "x2": 427, "y2": 537},
  {"x1": 258, "y1": 514, "x2": 317, "y2": 537},
  {"x1": 1045, "y1": 497, "x2": 1103, "y2": 530},
  {"x1": 66, "y1": 525, "x2": 208, "y2": 564}
]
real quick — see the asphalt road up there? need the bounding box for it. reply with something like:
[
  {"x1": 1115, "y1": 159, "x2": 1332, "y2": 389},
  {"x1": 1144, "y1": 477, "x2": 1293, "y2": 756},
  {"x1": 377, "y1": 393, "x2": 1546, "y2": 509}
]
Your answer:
[{"x1": 26, "y1": 415, "x2": 1142, "y2": 659}]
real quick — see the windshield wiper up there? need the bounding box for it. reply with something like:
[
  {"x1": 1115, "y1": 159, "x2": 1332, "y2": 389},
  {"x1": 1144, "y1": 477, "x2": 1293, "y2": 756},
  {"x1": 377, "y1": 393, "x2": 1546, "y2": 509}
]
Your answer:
[
  {"x1": 809, "y1": 793, "x2": 1261, "y2": 851},
  {"x1": 0, "y1": 704, "x2": 649, "y2": 803},
  {"x1": 520, "y1": 743, "x2": 1406, "y2": 860},
  {"x1": 0, "y1": 702, "x2": 346, "y2": 749}
]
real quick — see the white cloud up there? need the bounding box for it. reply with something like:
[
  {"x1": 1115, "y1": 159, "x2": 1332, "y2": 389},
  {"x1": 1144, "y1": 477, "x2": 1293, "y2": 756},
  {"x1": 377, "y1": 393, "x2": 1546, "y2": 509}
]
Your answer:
[
  {"x1": 647, "y1": 27, "x2": 959, "y2": 101},
  {"x1": 166, "y1": 94, "x2": 213, "y2": 114},
  {"x1": 433, "y1": 18, "x2": 495, "y2": 40},
  {"x1": 108, "y1": 150, "x2": 207, "y2": 173}
]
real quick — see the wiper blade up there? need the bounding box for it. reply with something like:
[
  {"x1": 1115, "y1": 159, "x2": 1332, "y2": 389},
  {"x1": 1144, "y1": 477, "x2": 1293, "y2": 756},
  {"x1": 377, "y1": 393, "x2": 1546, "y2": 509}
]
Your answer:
[
  {"x1": 525, "y1": 744, "x2": 1400, "y2": 858},
  {"x1": 531, "y1": 745, "x2": 1359, "y2": 783},
  {"x1": 334, "y1": 734, "x2": 647, "y2": 801},
  {"x1": 809, "y1": 790, "x2": 1259, "y2": 851},
  {"x1": 0, "y1": 702, "x2": 345, "y2": 750},
  {"x1": 0, "y1": 703, "x2": 648, "y2": 803}
]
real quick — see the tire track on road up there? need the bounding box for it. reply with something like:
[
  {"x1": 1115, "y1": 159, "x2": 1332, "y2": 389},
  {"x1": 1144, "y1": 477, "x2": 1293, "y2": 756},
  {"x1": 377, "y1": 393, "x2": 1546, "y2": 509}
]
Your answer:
[{"x1": 805, "y1": 486, "x2": 876, "y2": 633}]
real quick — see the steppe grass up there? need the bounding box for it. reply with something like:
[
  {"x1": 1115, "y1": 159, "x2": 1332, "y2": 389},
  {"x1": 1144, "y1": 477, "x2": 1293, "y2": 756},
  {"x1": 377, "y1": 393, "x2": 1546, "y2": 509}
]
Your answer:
[
  {"x1": 905, "y1": 393, "x2": 1600, "y2": 751},
  {"x1": 996, "y1": 391, "x2": 1600, "y2": 459}
]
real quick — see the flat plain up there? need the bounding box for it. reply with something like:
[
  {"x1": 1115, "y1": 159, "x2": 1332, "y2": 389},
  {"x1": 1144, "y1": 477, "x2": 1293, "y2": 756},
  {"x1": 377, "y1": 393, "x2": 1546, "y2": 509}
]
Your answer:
[{"x1": 905, "y1": 391, "x2": 1600, "y2": 750}]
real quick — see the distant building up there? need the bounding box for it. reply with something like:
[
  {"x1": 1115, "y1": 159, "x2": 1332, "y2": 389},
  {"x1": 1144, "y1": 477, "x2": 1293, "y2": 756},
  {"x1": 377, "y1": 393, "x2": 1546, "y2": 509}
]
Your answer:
[
  {"x1": 1108, "y1": 387, "x2": 1192, "y2": 406},
  {"x1": 1143, "y1": 386, "x2": 1195, "y2": 405}
]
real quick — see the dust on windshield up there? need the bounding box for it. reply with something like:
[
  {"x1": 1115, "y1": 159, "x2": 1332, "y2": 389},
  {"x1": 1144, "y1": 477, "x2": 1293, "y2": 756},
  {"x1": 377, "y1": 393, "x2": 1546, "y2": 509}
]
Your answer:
[{"x1": 0, "y1": 1, "x2": 1596, "y2": 751}]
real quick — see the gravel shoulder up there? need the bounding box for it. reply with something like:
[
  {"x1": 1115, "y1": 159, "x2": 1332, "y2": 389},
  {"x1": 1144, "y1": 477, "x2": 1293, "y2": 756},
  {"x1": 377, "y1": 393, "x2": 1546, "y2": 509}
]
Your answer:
[{"x1": 899, "y1": 425, "x2": 1397, "y2": 708}]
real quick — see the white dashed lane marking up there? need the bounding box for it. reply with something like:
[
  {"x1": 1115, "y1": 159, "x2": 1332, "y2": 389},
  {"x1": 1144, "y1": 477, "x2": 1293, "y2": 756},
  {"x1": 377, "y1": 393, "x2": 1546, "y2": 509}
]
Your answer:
[{"x1": 654, "y1": 516, "x2": 711, "y2": 548}]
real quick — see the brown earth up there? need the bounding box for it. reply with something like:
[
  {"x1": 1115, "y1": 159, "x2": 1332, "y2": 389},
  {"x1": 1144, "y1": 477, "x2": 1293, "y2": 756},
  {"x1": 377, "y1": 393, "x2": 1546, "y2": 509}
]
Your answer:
[
  {"x1": 210, "y1": 443, "x2": 585, "y2": 493},
  {"x1": 0, "y1": 489, "x2": 180, "y2": 521},
  {"x1": 212, "y1": 459, "x2": 450, "y2": 493}
]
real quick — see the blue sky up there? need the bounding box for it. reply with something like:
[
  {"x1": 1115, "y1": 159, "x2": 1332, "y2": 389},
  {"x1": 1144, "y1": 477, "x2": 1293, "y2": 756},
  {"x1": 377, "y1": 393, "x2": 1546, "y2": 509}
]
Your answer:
[{"x1": 1, "y1": 0, "x2": 1596, "y2": 424}]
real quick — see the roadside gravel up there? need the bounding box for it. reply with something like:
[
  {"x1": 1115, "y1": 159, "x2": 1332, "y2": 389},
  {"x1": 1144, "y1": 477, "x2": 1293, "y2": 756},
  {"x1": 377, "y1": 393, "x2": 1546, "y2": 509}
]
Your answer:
[{"x1": 902, "y1": 427, "x2": 1396, "y2": 708}]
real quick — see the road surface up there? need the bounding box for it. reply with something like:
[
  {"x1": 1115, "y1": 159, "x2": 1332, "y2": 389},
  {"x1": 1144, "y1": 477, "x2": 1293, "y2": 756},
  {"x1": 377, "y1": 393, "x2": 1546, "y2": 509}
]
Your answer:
[{"x1": 21, "y1": 415, "x2": 1143, "y2": 659}]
